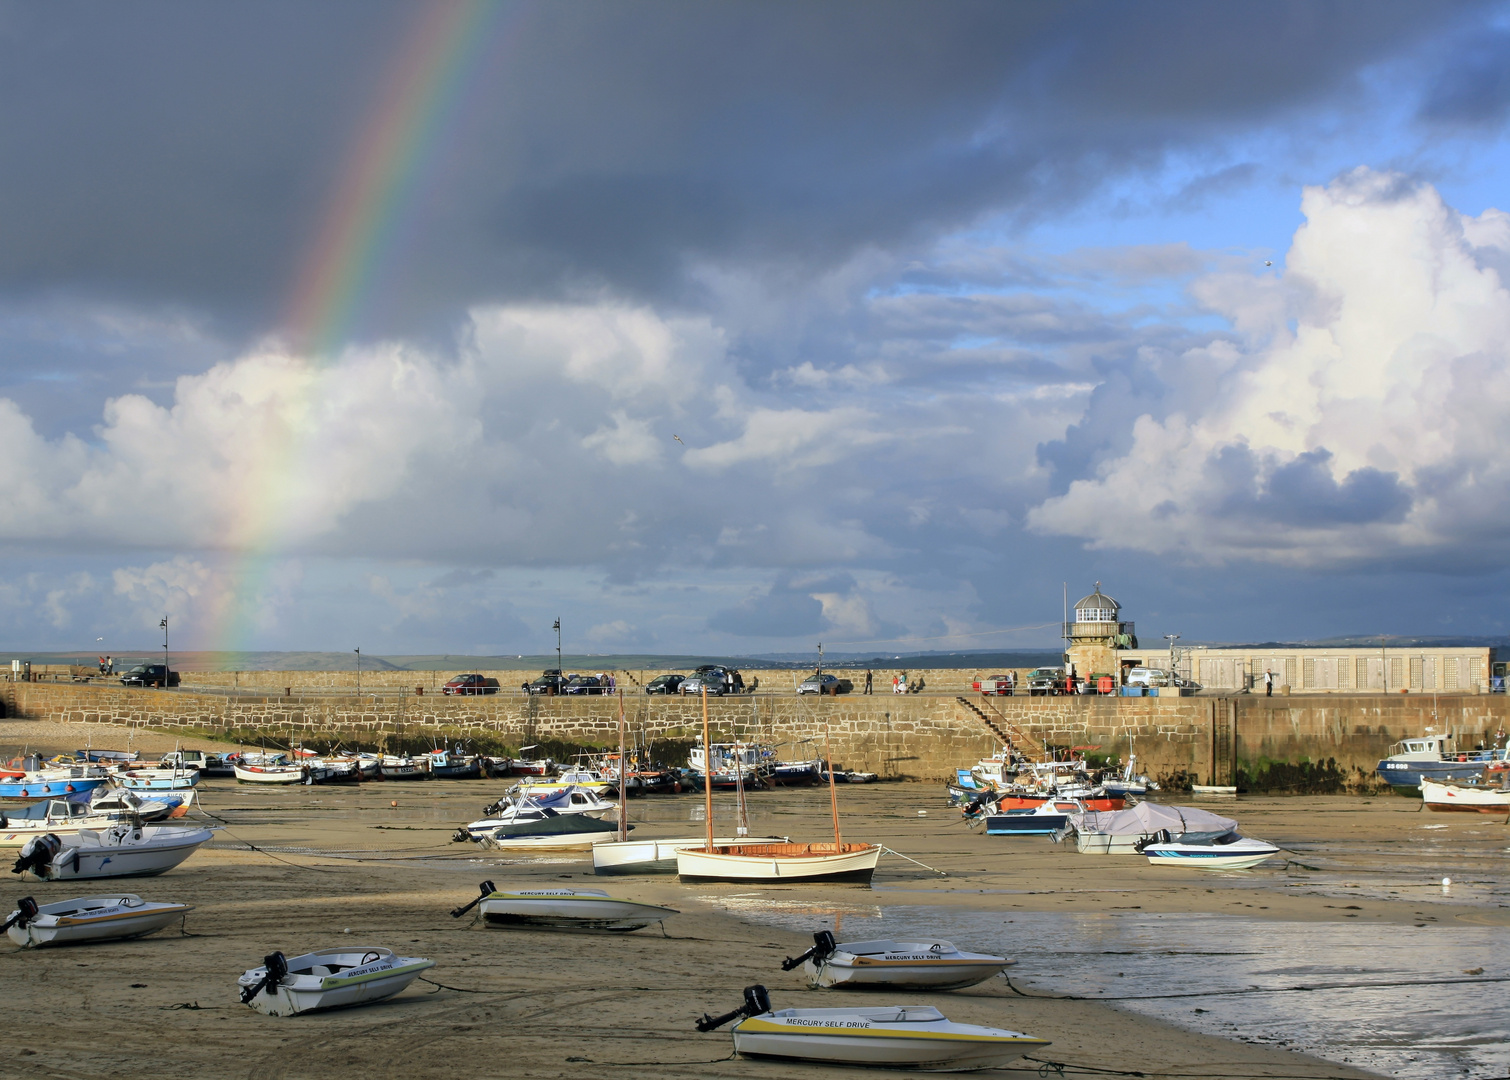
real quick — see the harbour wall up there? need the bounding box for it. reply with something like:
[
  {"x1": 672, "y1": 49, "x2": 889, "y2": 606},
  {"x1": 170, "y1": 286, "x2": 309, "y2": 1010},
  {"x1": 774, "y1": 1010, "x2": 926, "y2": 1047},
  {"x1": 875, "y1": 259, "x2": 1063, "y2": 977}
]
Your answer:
[{"x1": 4, "y1": 681, "x2": 1506, "y2": 788}]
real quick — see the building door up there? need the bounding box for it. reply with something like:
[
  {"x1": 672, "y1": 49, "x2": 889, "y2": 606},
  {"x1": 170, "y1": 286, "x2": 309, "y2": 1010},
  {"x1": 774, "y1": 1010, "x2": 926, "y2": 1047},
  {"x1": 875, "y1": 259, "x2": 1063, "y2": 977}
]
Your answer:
[{"x1": 1358, "y1": 656, "x2": 1384, "y2": 690}]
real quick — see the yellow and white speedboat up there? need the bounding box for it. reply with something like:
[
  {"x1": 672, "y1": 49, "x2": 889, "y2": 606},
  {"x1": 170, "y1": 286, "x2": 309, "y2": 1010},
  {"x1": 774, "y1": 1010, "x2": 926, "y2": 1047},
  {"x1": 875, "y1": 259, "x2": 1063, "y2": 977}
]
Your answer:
[
  {"x1": 4, "y1": 894, "x2": 192, "y2": 948},
  {"x1": 698, "y1": 986, "x2": 1049, "y2": 1071},
  {"x1": 783, "y1": 931, "x2": 1013, "y2": 991}
]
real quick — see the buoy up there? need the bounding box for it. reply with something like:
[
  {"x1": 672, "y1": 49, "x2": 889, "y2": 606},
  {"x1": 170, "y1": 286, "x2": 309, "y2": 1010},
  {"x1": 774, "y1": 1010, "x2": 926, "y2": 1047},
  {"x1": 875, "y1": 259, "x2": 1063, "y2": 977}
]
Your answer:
[
  {"x1": 343, "y1": 927, "x2": 351, "y2": 934},
  {"x1": 917, "y1": 809, "x2": 927, "y2": 817},
  {"x1": 1442, "y1": 877, "x2": 1452, "y2": 886},
  {"x1": 390, "y1": 800, "x2": 398, "y2": 808}
]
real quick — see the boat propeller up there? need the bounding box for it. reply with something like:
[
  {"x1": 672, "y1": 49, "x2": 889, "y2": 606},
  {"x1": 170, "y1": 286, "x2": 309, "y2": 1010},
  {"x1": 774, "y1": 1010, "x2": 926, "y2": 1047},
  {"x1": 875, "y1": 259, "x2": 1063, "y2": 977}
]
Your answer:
[
  {"x1": 1, "y1": 896, "x2": 39, "y2": 932},
  {"x1": 241, "y1": 951, "x2": 289, "y2": 1005},
  {"x1": 780, "y1": 929, "x2": 837, "y2": 971},
  {"x1": 696, "y1": 984, "x2": 772, "y2": 1032},
  {"x1": 449, "y1": 880, "x2": 497, "y2": 919}
]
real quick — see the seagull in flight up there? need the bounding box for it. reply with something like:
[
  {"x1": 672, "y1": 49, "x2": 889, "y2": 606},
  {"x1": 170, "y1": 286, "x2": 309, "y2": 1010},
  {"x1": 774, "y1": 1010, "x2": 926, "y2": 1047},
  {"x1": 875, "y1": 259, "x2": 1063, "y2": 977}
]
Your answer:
[
  {"x1": 1264, "y1": 260, "x2": 1273, "y2": 267},
  {"x1": 672, "y1": 434, "x2": 685, "y2": 446}
]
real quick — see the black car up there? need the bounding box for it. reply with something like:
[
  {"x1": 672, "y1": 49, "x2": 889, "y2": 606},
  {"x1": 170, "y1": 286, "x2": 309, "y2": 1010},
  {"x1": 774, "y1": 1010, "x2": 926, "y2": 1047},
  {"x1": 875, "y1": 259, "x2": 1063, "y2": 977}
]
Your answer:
[
  {"x1": 120, "y1": 663, "x2": 180, "y2": 688},
  {"x1": 522, "y1": 673, "x2": 570, "y2": 695},
  {"x1": 564, "y1": 674, "x2": 609, "y2": 695},
  {"x1": 645, "y1": 674, "x2": 685, "y2": 695}
]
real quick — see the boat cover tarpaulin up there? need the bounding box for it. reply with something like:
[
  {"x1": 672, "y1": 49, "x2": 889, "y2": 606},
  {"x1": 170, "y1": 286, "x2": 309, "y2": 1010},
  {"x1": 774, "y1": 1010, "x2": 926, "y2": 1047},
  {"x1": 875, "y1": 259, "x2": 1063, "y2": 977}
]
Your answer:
[{"x1": 1072, "y1": 802, "x2": 1237, "y2": 837}]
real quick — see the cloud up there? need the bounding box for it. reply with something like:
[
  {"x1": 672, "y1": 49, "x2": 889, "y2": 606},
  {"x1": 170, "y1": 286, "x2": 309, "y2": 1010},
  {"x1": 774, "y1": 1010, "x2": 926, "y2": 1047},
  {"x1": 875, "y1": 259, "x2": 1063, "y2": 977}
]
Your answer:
[{"x1": 1028, "y1": 168, "x2": 1510, "y2": 566}]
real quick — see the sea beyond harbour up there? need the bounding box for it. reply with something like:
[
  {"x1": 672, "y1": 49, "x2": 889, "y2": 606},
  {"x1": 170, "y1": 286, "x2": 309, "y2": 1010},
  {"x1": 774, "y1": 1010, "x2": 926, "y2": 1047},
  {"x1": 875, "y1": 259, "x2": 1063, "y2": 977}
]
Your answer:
[{"x1": 1, "y1": 719, "x2": 1506, "y2": 1080}]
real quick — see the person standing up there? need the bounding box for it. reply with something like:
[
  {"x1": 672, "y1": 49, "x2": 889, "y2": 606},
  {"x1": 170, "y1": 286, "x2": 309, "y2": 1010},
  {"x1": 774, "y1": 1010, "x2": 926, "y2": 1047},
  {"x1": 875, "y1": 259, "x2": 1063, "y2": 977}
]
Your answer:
[
  {"x1": 1263, "y1": 668, "x2": 1273, "y2": 697},
  {"x1": 864, "y1": 669, "x2": 873, "y2": 694}
]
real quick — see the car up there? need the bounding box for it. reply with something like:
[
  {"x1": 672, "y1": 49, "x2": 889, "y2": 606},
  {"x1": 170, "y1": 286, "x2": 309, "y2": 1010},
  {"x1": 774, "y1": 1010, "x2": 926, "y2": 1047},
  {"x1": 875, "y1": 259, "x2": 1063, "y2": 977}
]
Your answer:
[
  {"x1": 1124, "y1": 667, "x2": 1171, "y2": 688},
  {"x1": 564, "y1": 674, "x2": 609, "y2": 695},
  {"x1": 522, "y1": 672, "x2": 570, "y2": 695},
  {"x1": 120, "y1": 663, "x2": 180, "y2": 688},
  {"x1": 442, "y1": 674, "x2": 501, "y2": 696},
  {"x1": 972, "y1": 674, "x2": 1015, "y2": 696},
  {"x1": 798, "y1": 673, "x2": 853, "y2": 696},
  {"x1": 680, "y1": 669, "x2": 726, "y2": 696},
  {"x1": 645, "y1": 674, "x2": 685, "y2": 695},
  {"x1": 1025, "y1": 667, "x2": 1065, "y2": 696}
]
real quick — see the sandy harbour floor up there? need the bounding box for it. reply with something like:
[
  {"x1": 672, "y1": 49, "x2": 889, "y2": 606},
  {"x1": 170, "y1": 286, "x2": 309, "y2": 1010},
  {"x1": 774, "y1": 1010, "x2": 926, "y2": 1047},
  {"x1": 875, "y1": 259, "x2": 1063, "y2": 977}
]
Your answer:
[{"x1": 2, "y1": 721, "x2": 1506, "y2": 1080}]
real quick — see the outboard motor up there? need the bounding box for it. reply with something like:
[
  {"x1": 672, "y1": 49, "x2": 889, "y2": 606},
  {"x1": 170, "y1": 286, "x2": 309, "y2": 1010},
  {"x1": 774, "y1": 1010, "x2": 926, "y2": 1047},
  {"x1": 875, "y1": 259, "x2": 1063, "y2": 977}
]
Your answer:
[
  {"x1": 781, "y1": 929, "x2": 837, "y2": 971},
  {"x1": 1133, "y1": 828, "x2": 1172, "y2": 853},
  {"x1": 11, "y1": 834, "x2": 62, "y2": 878},
  {"x1": 696, "y1": 984, "x2": 773, "y2": 1032},
  {"x1": 240, "y1": 951, "x2": 290, "y2": 1006},
  {"x1": 0, "y1": 896, "x2": 40, "y2": 933},
  {"x1": 449, "y1": 880, "x2": 497, "y2": 919},
  {"x1": 963, "y1": 791, "x2": 995, "y2": 816}
]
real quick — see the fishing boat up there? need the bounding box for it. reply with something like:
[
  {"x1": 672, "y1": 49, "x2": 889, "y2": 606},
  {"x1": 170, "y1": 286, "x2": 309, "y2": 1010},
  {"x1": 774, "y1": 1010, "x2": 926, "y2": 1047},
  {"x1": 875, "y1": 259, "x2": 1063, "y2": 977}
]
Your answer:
[
  {"x1": 237, "y1": 947, "x2": 435, "y2": 1016},
  {"x1": 1375, "y1": 732, "x2": 1508, "y2": 788},
  {"x1": 783, "y1": 931, "x2": 1013, "y2": 991},
  {"x1": 676, "y1": 692, "x2": 883, "y2": 884},
  {"x1": 697, "y1": 986, "x2": 1050, "y2": 1070},
  {"x1": 0, "y1": 791, "x2": 187, "y2": 846},
  {"x1": 424, "y1": 749, "x2": 480, "y2": 780},
  {"x1": 1137, "y1": 829, "x2": 1279, "y2": 870},
  {"x1": 378, "y1": 755, "x2": 428, "y2": 780},
  {"x1": 90, "y1": 786, "x2": 194, "y2": 821},
  {"x1": 502, "y1": 769, "x2": 613, "y2": 796},
  {"x1": 0, "y1": 771, "x2": 110, "y2": 803},
  {"x1": 511, "y1": 749, "x2": 554, "y2": 775},
  {"x1": 233, "y1": 753, "x2": 306, "y2": 785},
  {"x1": 457, "y1": 785, "x2": 618, "y2": 841},
  {"x1": 3, "y1": 894, "x2": 192, "y2": 948},
  {"x1": 770, "y1": 759, "x2": 822, "y2": 786},
  {"x1": 12, "y1": 823, "x2": 214, "y2": 880},
  {"x1": 687, "y1": 741, "x2": 771, "y2": 789},
  {"x1": 1101, "y1": 753, "x2": 1158, "y2": 798},
  {"x1": 449, "y1": 880, "x2": 678, "y2": 932},
  {"x1": 592, "y1": 835, "x2": 789, "y2": 874},
  {"x1": 115, "y1": 768, "x2": 199, "y2": 792},
  {"x1": 1419, "y1": 777, "x2": 1510, "y2": 814}
]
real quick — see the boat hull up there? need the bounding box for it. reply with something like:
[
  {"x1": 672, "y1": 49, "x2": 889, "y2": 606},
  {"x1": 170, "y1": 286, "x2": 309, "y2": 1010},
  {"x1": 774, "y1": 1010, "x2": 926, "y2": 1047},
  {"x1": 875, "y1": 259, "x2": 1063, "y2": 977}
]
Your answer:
[
  {"x1": 592, "y1": 836, "x2": 788, "y2": 875},
  {"x1": 1143, "y1": 839, "x2": 1278, "y2": 870},
  {"x1": 731, "y1": 1009, "x2": 1049, "y2": 1071},
  {"x1": 804, "y1": 943, "x2": 1011, "y2": 991},
  {"x1": 478, "y1": 890, "x2": 677, "y2": 932},
  {"x1": 676, "y1": 842, "x2": 881, "y2": 884},
  {"x1": 234, "y1": 764, "x2": 305, "y2": 785},
  {"x1": 24, "y1": 827, "x2": 214, "y2": 881},
  {"x1": 1376, "y1": 759, "x2": 1495, "y2": 787},
  {"x1": 984, "y1": 812, "x2": 1067, "y2": 835},
  {"x1": 6, "y1": 895, "x2": 192, "y2": 948},
  {"x1": 1420, "y1": 778, "x2": 1510, "y2": 813},
  {"x1": 0, "y1": 777, "x2": 108, "y2": 803}
]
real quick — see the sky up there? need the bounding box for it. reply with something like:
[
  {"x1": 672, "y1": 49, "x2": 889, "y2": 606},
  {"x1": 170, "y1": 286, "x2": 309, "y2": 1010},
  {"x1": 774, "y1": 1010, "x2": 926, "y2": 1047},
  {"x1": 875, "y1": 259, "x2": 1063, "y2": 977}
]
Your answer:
[{"x1": 5, "y1": 1, "x2": 1510, "y2": 658}]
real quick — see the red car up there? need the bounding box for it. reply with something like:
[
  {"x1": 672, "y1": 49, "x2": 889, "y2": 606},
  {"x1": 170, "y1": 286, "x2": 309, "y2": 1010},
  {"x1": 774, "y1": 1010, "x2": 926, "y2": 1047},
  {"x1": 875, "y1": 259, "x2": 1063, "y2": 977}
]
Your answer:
[
  {"x1": 972, "y1": 674, "x2": 1015, "y2": 696},
  {"x1": 442, "y1": 674, "x2": 500, "y2": 696}
]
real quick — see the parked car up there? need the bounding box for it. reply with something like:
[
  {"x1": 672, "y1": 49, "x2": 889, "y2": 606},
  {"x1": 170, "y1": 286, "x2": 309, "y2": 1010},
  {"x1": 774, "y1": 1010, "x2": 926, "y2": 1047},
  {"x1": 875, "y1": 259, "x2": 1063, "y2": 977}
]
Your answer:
[
  {"x1": 680, "y1": 669, "x2": 726, "y2": 696},
  {"x1": 564, "y1": 674, "x2": 610, "y2": 695},
  {"x1": 972, "y1": 674, "x2": 1015, "y2": 696},
  {"x1": 522, "y1": 672, "x2": 570, "y2": 695},
  {"x1": 1124, "y1": 667, "x2": 1171, "y2": 688},
  {"x1": 443, "y1": 673, "x2": 501, "y2": 696},
  {"x1": 120, "y1": 663, "x2": 179, "y2": 688},
  {"x1": 798, "y1": 673, "x2": 853, "y2": 696},
  {"x1": 645, "y1": 674, "x2": 685, "y2": 695},
  {"x1": 1026, "y1": 666, "x2": 1065, "y2": 696}
]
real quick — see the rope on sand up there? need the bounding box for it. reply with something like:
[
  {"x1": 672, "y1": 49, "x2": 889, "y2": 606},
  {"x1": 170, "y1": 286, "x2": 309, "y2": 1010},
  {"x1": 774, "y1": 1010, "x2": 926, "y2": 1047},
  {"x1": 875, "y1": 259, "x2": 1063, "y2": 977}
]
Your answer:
[{"x1": 880, "y1": 845, "x2": 948, "y2": 876}]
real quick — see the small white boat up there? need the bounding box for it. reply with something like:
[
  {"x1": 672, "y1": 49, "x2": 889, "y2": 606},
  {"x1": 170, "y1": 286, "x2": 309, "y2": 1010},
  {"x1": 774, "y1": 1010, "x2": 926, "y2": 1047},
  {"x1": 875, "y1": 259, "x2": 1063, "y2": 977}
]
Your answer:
[
  {"x1": 238, "y1": 947, "x2": 435, "y2": 1016},
  {"x1": 1190, "y1": 785, "x2": 1237, "y2": 797},
  {"x1": 592, "y1": 835, "x2": 788, "y2": 875},
  {"x1": 234, "y1": 754, "x2": 306, "y2": 785},
  {"x1": 3, "y1": 893, "x2": 192, "y2": 949},
  {"x1": 676, "y1": 841, "x2": 881, "y2": 883},
  {"x1": 697, "y1": 986, "x2": 1049, "y2": 1071},
  {"x1": 451, "y1": 881, "x2": 678, "y2": 932},
  {"x1": 785, "y1": 931, "x2": 1013, "y2": 991},
  {"x1": 0, "y1": 791, "x2": 185, "y2": 847},
  {"x1": 12, "y1": 824, "x2": 214, "y2": 880},
  {"x1": 1071, "y1": 802, "x2": 1238, "y2": 855},
  {"x1": 1420, "y1": 777, "x2": 1510, "y2": 814},
  {"x1": 115, "y1": 768, "x2": 199, "y2": 791},
  {"x1": 1138, "y1": 829, "x2": 1278, "y2": 870}
]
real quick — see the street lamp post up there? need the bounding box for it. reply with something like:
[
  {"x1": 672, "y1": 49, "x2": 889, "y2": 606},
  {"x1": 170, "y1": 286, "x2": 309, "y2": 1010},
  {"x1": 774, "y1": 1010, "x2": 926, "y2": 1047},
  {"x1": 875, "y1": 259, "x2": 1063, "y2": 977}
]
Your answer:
[
  {"x1": 160, "y1": 617, "x2": 169, "y2": 688},
  {"x1": 817, "y1": 642, "x2": 823, "y2": 674},
  {"x1": 553, "y1": 618, "x2": 562, "y2": 676},
  {"x1": 1163, "y1": 633, "x2": 1180, "y2": 686},
  {"x1": 354, "y1": 647, "x2": 361, "y2": 698}
]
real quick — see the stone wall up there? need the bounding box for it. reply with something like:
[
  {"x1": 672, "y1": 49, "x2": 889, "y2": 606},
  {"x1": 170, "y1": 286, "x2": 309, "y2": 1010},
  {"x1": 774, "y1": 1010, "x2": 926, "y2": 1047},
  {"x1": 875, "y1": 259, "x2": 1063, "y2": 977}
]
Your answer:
[{"x1": 6, "y1": 679, "x2": 1507, "y2": 785}]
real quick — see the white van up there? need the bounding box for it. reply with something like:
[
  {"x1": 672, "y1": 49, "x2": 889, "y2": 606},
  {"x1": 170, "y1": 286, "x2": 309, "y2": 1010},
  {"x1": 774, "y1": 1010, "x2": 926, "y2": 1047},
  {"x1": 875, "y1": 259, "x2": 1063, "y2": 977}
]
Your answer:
[{"x1": 1124, "y1": 667, "x2": 1171, "y2": 688}]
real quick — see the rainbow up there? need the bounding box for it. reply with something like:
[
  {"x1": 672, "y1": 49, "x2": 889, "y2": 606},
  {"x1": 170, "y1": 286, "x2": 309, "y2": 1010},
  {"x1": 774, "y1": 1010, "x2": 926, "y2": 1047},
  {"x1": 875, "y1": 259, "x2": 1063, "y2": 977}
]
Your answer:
[{"x1": 213, "y1": 0, "x2": 515, "y2": 654}]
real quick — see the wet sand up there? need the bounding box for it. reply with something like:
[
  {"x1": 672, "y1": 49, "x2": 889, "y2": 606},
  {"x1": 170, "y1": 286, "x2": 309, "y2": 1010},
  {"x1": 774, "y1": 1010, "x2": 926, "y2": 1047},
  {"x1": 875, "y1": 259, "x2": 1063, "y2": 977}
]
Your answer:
[{"x1": 4, "y1": 720, "x2": 1505, "y2": 1079}]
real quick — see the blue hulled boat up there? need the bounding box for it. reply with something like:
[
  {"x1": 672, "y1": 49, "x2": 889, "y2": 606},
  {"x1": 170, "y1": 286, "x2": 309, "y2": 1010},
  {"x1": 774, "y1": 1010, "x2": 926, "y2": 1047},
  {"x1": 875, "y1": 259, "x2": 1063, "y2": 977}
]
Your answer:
[{"x1": 1376, "y1": 733, "x2": 1508, "y2": 788}]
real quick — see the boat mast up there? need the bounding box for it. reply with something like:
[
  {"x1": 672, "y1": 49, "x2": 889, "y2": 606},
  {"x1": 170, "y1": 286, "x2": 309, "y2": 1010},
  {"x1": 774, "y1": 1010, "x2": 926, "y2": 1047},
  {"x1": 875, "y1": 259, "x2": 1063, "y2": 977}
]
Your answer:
[
  {"x1": 702, "y1": 687, "x2": 714, "y2": 852},
  {"x1": 825, "y1": 724, "x2": 842, "y2": 852},
  {"x1": 617, "y1": 689, "x2": 628, "y2": 843}
]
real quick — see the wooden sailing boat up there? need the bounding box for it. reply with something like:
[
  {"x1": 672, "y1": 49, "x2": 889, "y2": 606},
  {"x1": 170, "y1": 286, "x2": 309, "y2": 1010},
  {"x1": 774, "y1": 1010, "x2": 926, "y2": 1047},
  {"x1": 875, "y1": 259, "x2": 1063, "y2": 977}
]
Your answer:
[{"x1": 675, "y1": 691, "x2": 881, "y2": 883}]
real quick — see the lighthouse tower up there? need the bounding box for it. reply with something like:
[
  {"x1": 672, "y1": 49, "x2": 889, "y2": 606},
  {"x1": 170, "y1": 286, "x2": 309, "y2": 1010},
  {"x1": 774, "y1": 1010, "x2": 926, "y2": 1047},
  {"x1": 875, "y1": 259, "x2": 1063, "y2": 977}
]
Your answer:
[{"x1": 1063, "y1": 583, "x2": 1137, "y2": 685}]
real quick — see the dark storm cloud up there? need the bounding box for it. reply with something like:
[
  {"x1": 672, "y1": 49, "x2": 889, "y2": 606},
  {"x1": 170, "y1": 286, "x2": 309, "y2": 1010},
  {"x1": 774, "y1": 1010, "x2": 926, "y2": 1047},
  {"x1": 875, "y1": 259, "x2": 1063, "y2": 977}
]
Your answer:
[
  {"x1": 0, "y1": 0, "x2": 1490, "y2": 343},
  {"x1": 1417, "y1": 26, "x2": 1510, "y2": 126},
  {"x1": 1214, "y1": 447, "x2": 1414, "y2": 527},
  {"x1": 707, "y1": 573, "x2": 854, "y2": 638}
]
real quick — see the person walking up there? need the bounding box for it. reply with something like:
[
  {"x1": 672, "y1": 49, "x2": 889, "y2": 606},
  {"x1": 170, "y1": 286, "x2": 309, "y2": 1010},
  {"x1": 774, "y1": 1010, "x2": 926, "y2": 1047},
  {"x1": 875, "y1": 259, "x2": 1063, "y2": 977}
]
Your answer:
[
  {"x1": 864, "y1": 669, "x2": 873, "y2": 694},
  {"x1": 1263, "y1": 668, "x2": 1274, "y2": 697}
]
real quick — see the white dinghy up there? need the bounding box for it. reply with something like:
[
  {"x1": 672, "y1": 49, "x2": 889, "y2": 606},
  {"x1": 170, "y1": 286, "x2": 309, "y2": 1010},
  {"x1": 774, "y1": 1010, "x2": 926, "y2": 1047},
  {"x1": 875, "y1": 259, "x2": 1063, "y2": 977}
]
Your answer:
[
  {"x1": 12, "y1": 824, "x2": 213, "y2": 881},
  {"x1": 592, "y1": 835, "x2": 788, "y2": 875},
  {"x1": 450, "y1": 879, "x2": 678, "y2": 932},
  {"x1": 238, "y1": 947, "x2": 435, "y2": 1016},
  {"x1": 698, "y1": 985, "x2": 1050, "y2": 1071},
  {"x1": 3, "y1": 893, "x2": 191, "y2": 948},
  {"x1": 783, "y1": 931, "x2": 1013, "y2": 991}
]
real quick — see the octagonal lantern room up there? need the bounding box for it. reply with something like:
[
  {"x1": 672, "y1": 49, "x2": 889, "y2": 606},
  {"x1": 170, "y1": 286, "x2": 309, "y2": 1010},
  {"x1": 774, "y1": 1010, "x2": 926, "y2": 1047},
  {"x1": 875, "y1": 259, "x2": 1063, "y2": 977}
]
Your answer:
[{"x1": 1074, "y1": 584, "x2": 1119, "y2": 625}]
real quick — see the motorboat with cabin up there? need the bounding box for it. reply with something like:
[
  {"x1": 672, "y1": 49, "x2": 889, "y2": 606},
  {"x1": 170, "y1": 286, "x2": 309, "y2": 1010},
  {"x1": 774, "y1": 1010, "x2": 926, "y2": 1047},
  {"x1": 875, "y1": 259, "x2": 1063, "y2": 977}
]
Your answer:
[
  {"x1": 1070, "y1": 802, "x2": 1238, "y2": 855},
  {"x1": 783, "y1": 931, "x2": 1013, "y2": 991},
  {"x1": 1376, "y1": 733, "x2": 1508, "y2": 788},
  {"x1": 1136, "y1": 829, "x2": 1279, "y2": 870},
  {"x1": 238, "y1": 947, "x2": 435, "y2": 1016},
  {"x1": 12, "y1": 823, "x2": 214, "y2": 880},
  {"x1": 3, "y1": 893, "x2": 192, "y2": 948},
  {"x1": 696, "y1": 986, "x2": 1050, "y2": 1070}
]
